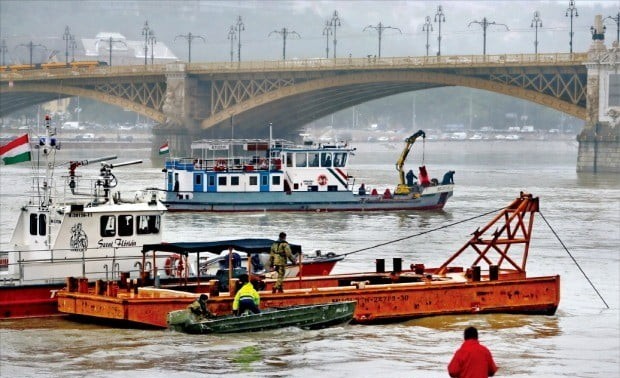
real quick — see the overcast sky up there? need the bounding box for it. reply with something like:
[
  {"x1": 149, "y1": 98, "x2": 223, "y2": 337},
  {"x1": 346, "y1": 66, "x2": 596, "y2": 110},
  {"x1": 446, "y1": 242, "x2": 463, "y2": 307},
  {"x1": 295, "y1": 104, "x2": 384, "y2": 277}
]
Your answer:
[{"x1": 1, "y1": 0, "x2": 618, "y2": 62}]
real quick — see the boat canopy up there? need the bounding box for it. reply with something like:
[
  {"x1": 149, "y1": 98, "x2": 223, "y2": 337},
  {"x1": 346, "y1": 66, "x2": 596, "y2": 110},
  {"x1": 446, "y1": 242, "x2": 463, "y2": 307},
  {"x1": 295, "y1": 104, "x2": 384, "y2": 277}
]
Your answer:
[{"x1": 142, "y1": 238, "x2": 302, "y2": 255}]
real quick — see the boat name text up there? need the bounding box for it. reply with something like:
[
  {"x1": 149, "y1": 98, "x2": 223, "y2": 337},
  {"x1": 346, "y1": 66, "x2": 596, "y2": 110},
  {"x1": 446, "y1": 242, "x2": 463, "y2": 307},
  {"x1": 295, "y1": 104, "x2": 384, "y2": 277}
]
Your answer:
[
  {"x1": 97, "y1": 239, "x2": 138, "y2": 248},
  {"x1": 68, "y1": 212, "x2": 92, "y2": 218}
]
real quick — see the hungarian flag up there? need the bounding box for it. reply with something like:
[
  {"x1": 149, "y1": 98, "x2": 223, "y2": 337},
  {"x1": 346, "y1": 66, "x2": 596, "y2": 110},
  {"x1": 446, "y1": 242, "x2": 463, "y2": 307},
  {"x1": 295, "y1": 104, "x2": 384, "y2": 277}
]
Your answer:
[
  {"x1": 1, "y1": 134, "x2": 31, "y2": 165},
  {"x1": 159, "y1": 141, "x2": 170, "y2": 155}
]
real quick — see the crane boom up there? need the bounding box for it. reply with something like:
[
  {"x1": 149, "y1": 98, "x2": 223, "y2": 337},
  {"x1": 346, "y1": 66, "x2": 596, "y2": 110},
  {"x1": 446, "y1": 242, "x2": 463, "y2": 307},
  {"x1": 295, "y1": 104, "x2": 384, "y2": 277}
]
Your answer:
[{"x1": 395, "y1": 130, "x2": 425, "y2": 195}]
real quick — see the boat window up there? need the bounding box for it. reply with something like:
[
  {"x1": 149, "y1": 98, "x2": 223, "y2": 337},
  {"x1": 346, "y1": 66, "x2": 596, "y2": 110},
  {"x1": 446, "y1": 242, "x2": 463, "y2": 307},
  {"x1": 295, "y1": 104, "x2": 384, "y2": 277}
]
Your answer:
[
  {"x1": 137, "y1": 215, "x2": 161, "y2": 235},
  {"x1": 295, "y1": 153, "x2": 307, "y2": 167},
  {"x1": 218, "y1": 176, "x2": 227, "y2": 186},
  {"x1": 29, "y1": 214, "x2": 37, "y2": 235},
  {"x1": 194, "y1": 174, "x2": 202, "y2": 185},
  {"x1": 327, "y1": 185, "x2": 338, "y2": 192},
  {"x1": 249, "y1": 176, "x2": 258, "y2": 186},
  {"x1": 321, "y1": 152, "x2": 332, "y2": 167},
  {"x1": 118, "y1": 215, "x2": 133, "y2": 237},
  {"x1": 261, "y1": 175, "x2": 268, "y2": 186},
  {"x1": 286, "y1": 153, "x2": 293, "y2": 167},
  {"x1": 333, "y1": 153, "x2": 347, "y2": 167},
  {"x1": 309, "y1": 153, "x2": 319, "y2": 167},
  {"x1": 38, "y1": 214, "x2": 46, "y2": 236},
  {"x1": 209, "y1": 175, "x2": 215, "y2": 186},
  {"x1": 0, "y1": 252, "x2": 8, "y2": 271},
  {"x1": 100, "y1": 216, "x2": 116, "y2": 237},
  {"x1": 308, "y1": 185, "x2": 318, "y2": 192},
  {"x1": 231, "y1": 176, "x2": 240, "y2": 186},
  {"x1": 272, "y1": 175, "x2": 281, "y2": 185}
]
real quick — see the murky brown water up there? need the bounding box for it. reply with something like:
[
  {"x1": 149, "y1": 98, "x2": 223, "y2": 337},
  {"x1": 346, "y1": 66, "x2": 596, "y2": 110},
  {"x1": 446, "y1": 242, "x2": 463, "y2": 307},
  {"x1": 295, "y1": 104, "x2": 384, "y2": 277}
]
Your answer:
[{"x1": 1, "y1": 141, "x2": 618, "y2": 377}]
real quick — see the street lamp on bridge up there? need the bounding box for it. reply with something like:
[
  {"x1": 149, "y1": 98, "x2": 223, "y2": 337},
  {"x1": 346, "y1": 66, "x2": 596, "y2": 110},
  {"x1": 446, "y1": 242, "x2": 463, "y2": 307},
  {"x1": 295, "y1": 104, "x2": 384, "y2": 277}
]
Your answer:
[
  {"x1": 363, "y1": 22, "x2": 401, "y2": 59},
  {"x1": 468, "y1": 17, "x2": 509, "y2": 56},
  {"x1": 531, "y1": 11, "x2": 543, "y2": 55},
  {"x1": 434, "y1": 5, "x2": 446, "y2": 56},
  {"x1": 329, "y1": 10, "x2": 341, "y2": 59},
  {"x1": 141, "y1": 21, "x2": 154, "y2": 66},
  {"x1": 63, "y1": 25, "x2": 73, "y2": 65},
  {"x1": 235, "y1": 16, "x2": 244, "y2": 62},
  {"x1": 99, "y1": 36, "x2": 126, "y2": 66},
  {"x1": 422, "y1": 16, "x2": 433, "y2": 56},
  {"x1": 148, "y1": 33, "x2": 156, "y2": 64},
  {"x1": 1, "y1": 39, "x2": 7, "y2": 66},
  {"x1": 604, "y1": 12, "x2": 620, "y2": 46},
  {"x1": 175, "y1": 32, "x2": 206, "y2": 63},
  {"x1": 269, "y1": 28, "x2": 300, "y2": 61},
  {"x1": 322, "y1": 20, "x2": 332, "y2": 59},
  {"x1": 70, "y1": 35, "x2": 77, "y2": 62},
  {"x1": 227, "y1": 25, "x2": 236, "y2": 63},
  {"x1": 565, "y1": 0, "x2": 578, "y2": 54},
  {"x1": 16, "y1": 41, "x2": 47, "y2": 67}
]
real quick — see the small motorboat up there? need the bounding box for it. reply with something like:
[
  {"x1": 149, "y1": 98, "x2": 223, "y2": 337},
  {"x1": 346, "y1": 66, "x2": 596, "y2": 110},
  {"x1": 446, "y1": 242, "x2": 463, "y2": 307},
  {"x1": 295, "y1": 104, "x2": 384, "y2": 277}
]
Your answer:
[{"x1": 167, "y1": 301, "x2": 356, "y2": 334}]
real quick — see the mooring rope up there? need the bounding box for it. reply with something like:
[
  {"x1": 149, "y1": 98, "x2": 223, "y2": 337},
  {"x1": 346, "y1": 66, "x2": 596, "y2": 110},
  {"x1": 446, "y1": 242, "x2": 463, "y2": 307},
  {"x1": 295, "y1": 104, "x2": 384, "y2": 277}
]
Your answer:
[
  {"x1": 340, "y1": 207, "x2": 504, "y2": 257},
  {"x1": 540, "y1": 211, "x2": 610, "y2": 309}
]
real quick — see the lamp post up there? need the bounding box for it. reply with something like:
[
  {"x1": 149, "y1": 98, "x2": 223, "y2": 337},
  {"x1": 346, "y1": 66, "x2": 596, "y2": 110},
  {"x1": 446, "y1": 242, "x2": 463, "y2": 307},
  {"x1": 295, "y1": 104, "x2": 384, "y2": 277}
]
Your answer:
[
  {"x1": 322, "y1": 20, "x2": 332, "y2": 59},
  {"x1": 175, "y1": 32, "x2": 206, "y2": 63},
  {"x1": 268, "y1": 28, "x2": 300, "y2": 60},
  {"x1": 16, "y1": 41, "x2": 46, "y2": 67},
  {"x1": 227, "y1": 25, "x2": 236, "y2": 63},
  {"x1": 468, "y1": 17, "x2": 509, "y2": 56},
  {"x1": 422, "y1": 16, "x2": 433, "y2": 56},
  {"x1": 531, "y1": 11, "x2": 543, "y2": 54},
  {"x1": 70, "y1": 35, "x2": 77, "y2": 62},
  {"x1": 363, "y1": 22, "x2": 401, "y2": 59},
  {"x1": 141, "y1": 21, "x2": 153, "y2": 66},
  {"x1": 235, "y1": 16, "x2": 244, "y2": 62},
  {"x1": 604, "y1": 12, "x2": 620, "y2": 45},
  {"x1": 148, "y1": 33, "x2": 156, "y2": 64},
  {"x1": 1, "y1": 39, "x2": 7, "y2": 66},
  {"x1": 99, "y1": 36, "x2": 126, "y2": 66},
  {"x1": 565, "y1": 0, "x2": 578, "y2": 54},
  {"x1": 434, "y1": 5, "x2": 445, "y2": 56},
  {"x1": 63, "y1": 25, "x2": 72, "y2": 65},
  {"x1": 329, "y1": 10, "x2": 341, "y2": 59}
]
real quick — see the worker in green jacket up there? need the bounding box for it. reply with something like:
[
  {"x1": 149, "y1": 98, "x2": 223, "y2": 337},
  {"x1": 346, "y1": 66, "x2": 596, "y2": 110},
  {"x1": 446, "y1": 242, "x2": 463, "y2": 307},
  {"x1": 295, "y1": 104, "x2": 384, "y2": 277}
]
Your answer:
[
  {"x1": 269, "y1": 232, "x2": 298, "y2": 293},
  {"x1": 233, "y1": 274, "x2": 261, "y2": 316},
  {"x1": 188, "y1": 293, "x2": 213, "y2": 319}
]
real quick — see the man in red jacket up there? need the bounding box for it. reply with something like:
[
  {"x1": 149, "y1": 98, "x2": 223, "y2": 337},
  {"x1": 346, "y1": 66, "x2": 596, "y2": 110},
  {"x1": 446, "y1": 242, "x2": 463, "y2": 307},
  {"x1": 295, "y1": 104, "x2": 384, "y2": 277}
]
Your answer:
[{"x1": 448, "y1": 326, "x2": 498, "y2": 378}]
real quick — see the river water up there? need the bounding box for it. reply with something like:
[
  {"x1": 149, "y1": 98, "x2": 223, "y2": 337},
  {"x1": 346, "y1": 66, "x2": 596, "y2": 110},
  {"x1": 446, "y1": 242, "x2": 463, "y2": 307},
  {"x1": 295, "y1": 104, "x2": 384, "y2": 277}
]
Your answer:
[{"x1": 0, "y1": 140, "x2": 618, "y2": 378}]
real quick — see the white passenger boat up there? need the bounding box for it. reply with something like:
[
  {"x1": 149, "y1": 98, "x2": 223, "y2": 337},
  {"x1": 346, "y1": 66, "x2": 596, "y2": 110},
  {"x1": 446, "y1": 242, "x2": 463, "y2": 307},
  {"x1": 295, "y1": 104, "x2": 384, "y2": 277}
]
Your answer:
[
  {"x1": 162, "y1": 131, "x2": 454, "y2": 212},
  {"x1": 0, "y1": 115, "x2": 167, "y2": 319}
]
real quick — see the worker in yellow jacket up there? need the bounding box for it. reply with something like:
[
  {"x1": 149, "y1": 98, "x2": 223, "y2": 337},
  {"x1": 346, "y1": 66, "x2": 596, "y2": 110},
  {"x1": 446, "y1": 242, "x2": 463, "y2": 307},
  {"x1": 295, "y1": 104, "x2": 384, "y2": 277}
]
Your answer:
[{"x1": 232, "y1": 274, "x2": 261, "y2": 316}]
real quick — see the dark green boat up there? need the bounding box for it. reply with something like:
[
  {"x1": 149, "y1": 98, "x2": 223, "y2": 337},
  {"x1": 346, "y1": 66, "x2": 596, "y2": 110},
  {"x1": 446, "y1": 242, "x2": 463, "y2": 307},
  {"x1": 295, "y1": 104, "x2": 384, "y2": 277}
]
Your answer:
[{"x1": 167, "y1": 301, "x2": 356, "y2": 334}]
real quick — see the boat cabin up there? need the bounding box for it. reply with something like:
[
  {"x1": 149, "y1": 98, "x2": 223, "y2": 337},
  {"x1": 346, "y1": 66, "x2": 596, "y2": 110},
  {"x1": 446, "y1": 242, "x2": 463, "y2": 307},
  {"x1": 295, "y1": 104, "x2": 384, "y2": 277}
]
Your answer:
[{"x1": 164, "y1": 139, "x2": 356, "y2": 196}]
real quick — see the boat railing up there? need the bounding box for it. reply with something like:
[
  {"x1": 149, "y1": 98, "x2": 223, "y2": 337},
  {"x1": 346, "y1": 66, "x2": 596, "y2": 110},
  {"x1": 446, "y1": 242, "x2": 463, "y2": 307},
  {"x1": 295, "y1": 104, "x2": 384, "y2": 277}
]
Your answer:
[
  {"x1": 0, "y1": 246, "x2": 185, "y2": 285},
  {"x1": 167, "y1": 156, "x2": 281, "y2": 173}
]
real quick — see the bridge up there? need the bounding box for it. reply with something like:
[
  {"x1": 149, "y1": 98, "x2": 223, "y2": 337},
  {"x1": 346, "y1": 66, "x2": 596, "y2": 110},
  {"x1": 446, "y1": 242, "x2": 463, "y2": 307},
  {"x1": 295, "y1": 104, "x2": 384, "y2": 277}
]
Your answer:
[{"x1": 1, "y1": 38, "x2": 618, "y2": 172}]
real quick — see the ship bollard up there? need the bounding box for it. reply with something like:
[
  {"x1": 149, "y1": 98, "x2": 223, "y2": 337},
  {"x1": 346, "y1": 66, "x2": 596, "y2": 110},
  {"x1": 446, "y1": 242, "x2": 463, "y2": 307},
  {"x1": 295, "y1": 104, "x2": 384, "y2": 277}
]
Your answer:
[
  {"x1": 472, "y1": 266, "x2": 481, "y2": 282},
  {"x1": 78, "y1": 278, "x2": 89, "y2": 293},
  {"x1": 66, "y1": 277, "x2": 78, "y2": 293},
  {"x1": 489, "y1": 265, "x2": 499, "y2": 281},
  {"x1": 95, "y1": 279, "x2": 106, "y2": 295},
  {"x1": 376, "y1": 259, "x2": 385, "y2": 273},
  {"x1": 393, "y1": 258, "x2": 402, "y2": 273},
  {"x1": 209, "y1": 280, "x2": 219, "y2": 297}
]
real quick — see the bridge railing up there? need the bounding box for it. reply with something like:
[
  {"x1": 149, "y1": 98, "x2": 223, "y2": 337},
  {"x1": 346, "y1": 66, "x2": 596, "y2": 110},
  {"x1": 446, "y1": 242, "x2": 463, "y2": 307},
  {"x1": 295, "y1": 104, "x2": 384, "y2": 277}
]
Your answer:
[{"x1": 1, "y1": 52, "x2": 589, "y2": 81}]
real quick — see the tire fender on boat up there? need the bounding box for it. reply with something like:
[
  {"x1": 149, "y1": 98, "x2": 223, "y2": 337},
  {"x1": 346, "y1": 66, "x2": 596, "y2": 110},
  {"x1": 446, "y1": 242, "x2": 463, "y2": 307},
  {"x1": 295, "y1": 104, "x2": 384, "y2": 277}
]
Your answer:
[{"x1": 317, "y1": 174, "x2": 328, "y2": 186}]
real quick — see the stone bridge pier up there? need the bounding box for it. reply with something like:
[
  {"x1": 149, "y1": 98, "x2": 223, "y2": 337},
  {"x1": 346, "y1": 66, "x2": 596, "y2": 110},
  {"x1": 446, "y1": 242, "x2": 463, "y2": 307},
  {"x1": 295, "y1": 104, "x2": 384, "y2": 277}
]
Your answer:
[{"x1": 577, "y1": 16, "x2": 620, "y2": 173}]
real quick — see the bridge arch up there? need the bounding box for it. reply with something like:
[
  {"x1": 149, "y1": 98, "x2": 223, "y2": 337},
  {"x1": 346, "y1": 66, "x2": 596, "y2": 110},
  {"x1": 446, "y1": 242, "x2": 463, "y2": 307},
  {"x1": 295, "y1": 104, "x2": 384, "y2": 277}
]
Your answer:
[
  {"x1": 0, "y1": 83, "x2": 166, "y2": 123},
  {"x1": 203, "y1": 70, "x2": 585, "y2": 134}
]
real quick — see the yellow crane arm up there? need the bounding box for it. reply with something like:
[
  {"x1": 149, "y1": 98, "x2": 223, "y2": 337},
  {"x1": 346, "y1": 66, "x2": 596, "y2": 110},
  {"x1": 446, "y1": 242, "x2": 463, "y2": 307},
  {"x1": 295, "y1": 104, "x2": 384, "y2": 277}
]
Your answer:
[{"x1": 395, "y1": 130, "x2": 425, "y2": 194}]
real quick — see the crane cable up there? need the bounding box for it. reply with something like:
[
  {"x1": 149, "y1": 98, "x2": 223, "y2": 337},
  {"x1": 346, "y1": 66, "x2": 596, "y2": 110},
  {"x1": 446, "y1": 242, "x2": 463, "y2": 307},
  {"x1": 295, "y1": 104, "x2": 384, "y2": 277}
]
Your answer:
[
  {"x1": 539, "y1": 212, "x2": 609, "y2": 309},
  {"x1": 340, "y1": 206, "x2": 504, "y2": 257}
]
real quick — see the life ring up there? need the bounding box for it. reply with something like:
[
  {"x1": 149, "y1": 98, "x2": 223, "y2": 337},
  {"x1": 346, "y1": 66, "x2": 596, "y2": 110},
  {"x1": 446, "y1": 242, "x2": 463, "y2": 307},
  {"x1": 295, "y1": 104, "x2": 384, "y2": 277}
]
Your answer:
[
  {"x1": 214, "y1": 159, "x2": 227, "y2": 171},
  {"x1": 164, "y1": 253, "x2": 182, "y2": 277},
  {"x1": 317, "y1": 174, "x2": 328, "y2": 186}
]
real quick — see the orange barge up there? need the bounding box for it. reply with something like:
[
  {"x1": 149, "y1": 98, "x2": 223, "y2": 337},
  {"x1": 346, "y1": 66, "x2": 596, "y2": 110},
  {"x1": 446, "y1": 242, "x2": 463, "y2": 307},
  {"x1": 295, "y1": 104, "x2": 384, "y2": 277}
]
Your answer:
[{"x1": 57, "y1": 192, "x2": 560, "y2": 328}]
